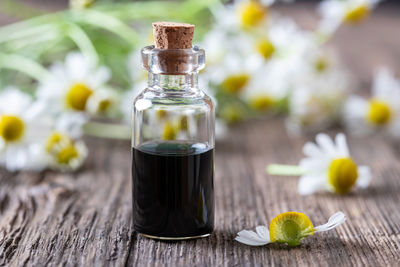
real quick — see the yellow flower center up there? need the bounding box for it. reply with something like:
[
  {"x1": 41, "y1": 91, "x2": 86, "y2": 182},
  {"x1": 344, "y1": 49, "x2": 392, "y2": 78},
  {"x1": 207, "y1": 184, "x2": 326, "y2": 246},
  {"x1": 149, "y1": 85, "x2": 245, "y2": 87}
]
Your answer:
[
  {"x1": 222, "y1": 74, "x2": 250, "y2": 94},
  {"x1": 0, "y1": 115, "x2": 25, "y2": 143},
  {"x1": 66, "y1": 83, "x2": 93, "y2": 111},
  {"x1": 366, "y1": 99, "x2": 392, "y2": 125},
  {"x1": 239, "y1": 1, "x2": 267, "y2": 28},
  {"x1": 344, "y1": 5, "x2": 370, "y2": 23},
  {"x1": 315, "y1": 57, "x2": 329, "y2": 73},
  {"x1": 269, "y1": 212, "x2": 314, "y2": 246},
  {"x1": 178, "y1": 115, "x2": 189, "y2": 131},
  {"x1": 256, "y1": 39, "x2": 275, "y2": 60},
  {"x1": 220, "y1": 105, "x2": 243, "y2": 124},
  {"x1": 249, "y1": 95, "x2": 274, "y2": 111},
  {"x1": 156, "y1": 109, "x2": 168, "y2": 120},
  {"x1": 328, "y1": 157, "x2": 358, "y2": 194},
  {"x1": 162, "y1": 121, "x2": 177, "y2": 140},
  {"x1": 98, "y1": 99, "x2": 111, "y2": 113},
  {"x1": 57, "y1": 144, "x2": 79, "y2": 164},
  {"x1": 46, "y1": 132, "x2": 72, "y2": 152}
]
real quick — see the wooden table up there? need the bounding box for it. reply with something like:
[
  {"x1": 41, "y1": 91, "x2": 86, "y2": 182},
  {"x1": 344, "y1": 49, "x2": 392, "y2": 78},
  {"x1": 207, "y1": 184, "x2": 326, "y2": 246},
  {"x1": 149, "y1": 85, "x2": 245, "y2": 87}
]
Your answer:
[{"x1": 1, "y1": 3, "x2": 400, "y2": 266}]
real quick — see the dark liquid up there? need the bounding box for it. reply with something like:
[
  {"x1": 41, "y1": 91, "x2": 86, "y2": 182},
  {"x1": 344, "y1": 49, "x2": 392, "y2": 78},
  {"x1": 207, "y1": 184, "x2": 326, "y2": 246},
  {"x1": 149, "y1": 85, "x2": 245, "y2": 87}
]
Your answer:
[{"x1": 132, "y1": 141, "x2": 214, "y2": 238}]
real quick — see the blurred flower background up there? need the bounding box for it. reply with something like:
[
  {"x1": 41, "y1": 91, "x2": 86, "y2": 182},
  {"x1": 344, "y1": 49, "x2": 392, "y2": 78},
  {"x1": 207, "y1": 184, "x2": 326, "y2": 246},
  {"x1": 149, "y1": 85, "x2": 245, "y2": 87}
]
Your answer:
[{"x1": 0, "y1": 0, "x2": 399, "y2": 172}]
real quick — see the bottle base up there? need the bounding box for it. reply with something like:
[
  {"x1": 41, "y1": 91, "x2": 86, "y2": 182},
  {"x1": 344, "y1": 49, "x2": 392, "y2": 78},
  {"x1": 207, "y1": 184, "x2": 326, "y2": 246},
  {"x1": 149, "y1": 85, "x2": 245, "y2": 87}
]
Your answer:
[{"x1": 139, "y1": 232, "x2": 211, "y2": 241}]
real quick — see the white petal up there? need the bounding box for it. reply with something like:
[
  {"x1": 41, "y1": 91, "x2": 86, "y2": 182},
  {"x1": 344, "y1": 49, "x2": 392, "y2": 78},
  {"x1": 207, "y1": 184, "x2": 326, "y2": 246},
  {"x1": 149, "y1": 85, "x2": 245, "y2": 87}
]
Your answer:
[
  {"x1": 299, "y1": 157, "x2": 330, "y2": 172},
  {"x1": 298, "y1": 174, "x2": 327, "y2": 195},
  {"x1": 356, "y1": 165, "x2": 371, "y2": 189},
  {"x1": 315, "y1": 133, "x2": 337, "y2": 156},
  {"x1": 314, "y1": 212, "x2": 346, "y2": 233},
  {"x1": 303, "y1": 142, "x2": 323, "y2": 158},
  {"x1": 235, "y1": 227, "x2": 270, "y2": 246},
  {"x1": 335, "y1": 133, "x2": 349, "y2": 156},
  {"x1": 255, "y1": 226, "x2": 270, "y2": 241}
]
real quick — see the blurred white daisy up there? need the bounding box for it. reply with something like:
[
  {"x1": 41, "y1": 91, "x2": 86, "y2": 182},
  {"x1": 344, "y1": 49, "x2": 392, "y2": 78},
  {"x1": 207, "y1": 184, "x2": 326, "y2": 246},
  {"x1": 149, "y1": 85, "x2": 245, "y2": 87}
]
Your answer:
[
  {"x1": 344, "y1": 68, "x2": 400, "y2": 138},
  {"x1": 44, "y1": 112, "x2": 88, "y2": 172},
  {"x1": 298, "y1": 133, "x2": 371, "y2": 194},
  {"x1": 318, "y1": 0, "x2": 382, "y2": 35},
  {"x1": 267, "y1": 133, "x2": 371, "y2": 194},
  {"x1": 286, "y1": 48, "x2": 350, "y2": 135},
  {"x1": 236, "y1": 211, "x2": 346, "y2": 246},
  {"x1": 0, "y1": 88, "x2": 51, "y2": 171},
  {"x1": 37, "y1": 52, "x2": 112, "y2": 115}
]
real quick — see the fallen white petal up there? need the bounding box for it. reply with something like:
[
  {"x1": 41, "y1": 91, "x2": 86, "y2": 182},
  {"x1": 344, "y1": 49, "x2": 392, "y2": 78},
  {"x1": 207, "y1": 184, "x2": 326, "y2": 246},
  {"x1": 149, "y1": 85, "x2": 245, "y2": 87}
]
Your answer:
[
  {"x1": 314, "y1": 212, "x2": 346, "y2": 233},
  {"x1": 235, "y1": 226, "x2": 270, "y2": 246}
]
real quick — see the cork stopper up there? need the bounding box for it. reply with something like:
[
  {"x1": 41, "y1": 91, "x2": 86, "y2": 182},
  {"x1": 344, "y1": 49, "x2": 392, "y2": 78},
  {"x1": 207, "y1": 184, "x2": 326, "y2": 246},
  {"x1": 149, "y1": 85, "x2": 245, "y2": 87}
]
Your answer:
[{"x1": 152, "y1": 22, "x2": 194, "y2": 49}]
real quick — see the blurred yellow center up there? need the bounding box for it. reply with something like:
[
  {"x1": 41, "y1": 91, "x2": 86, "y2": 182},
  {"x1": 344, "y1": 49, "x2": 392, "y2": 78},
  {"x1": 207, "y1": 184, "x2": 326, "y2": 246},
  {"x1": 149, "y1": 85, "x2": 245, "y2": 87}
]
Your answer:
[
  {"x1": 162, "y1": 121, "x2": 177, "y2": 140},
  {"x1": 156, "y1": 109, "x2": 168, "y2": 120},
  {"x1": 328, "y1": 157, "x2": 358, "y2": 194},
  {"x1": 98, "y1": 99, "x2": 111, "y2": 113},
  {"x1": 367, "y1": 99, "x2": 392, "y2": 125},
  {"x1": 249, "y1": 95, "x2": 274, "y2": 111},
  {"x1": 344, "y1": 5, "x2": 370, "y2": 23},
  {"x1": 256, "y1": 39, "x2": 275, "y2": 60},
  {"x1": 178, "y1": 116, "x2": 189, "y2": 131},
  {"x1": 0, "y1": 115, "x2": 25, "y2": 143},
  {"x1": 220, "y1": 105, "x2": 243, "y2": 124},
  {"x1": 46, "y1": 132, "x2": 71, "y2": 152},
  {"x1": 222, "y1": 74, "x2": 250, "y2": 94},
  {"x1": 66, "y1": 83, "x2": 93, "y2": 111},
  {"x1": 315, "y1": 57, "x2": 329, "y2": 73},
  {"x1": 269, "y1": 212, "x2": 314, "y2": 246},
  {"x1": 239, "y1": 1, "x2": 266, "y2": 28},
  {"x1": 57, "y1": 144, "x2": 79, "y2": 164}
]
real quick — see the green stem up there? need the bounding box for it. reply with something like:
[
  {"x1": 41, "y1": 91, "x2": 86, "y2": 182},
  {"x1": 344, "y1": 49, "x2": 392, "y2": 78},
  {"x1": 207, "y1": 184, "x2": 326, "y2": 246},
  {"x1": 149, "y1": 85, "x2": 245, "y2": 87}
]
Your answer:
[
  {"x1": 70, "y1": 9, "x2": 138, "y2": 44},
  {"x1": 66, "y1": 22, "x2": 99, "y2": 64},
  {"x1": 266, "y1": 164, "x2": 306, "y2": 176},
  {"x1": 0, "y1": 53, "x2": 50, "y2": 82},
  {"x1": 0, "y1": 13, "x2": 60, "y2": 41},
  {"x1": 83, "y1": 121, "x2": 131, "y2": 140}
]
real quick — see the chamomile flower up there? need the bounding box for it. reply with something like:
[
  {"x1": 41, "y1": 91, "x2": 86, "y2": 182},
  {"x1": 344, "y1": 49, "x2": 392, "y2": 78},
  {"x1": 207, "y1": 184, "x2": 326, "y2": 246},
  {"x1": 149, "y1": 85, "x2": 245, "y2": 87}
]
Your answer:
[
  {"x1": 0, "y1": 88, "x2": 51, "y2": 171},
  {"x1": 267, "y1": 133, "x2": 371, "y2": 194},
  {"x1": 43, "y1": 112, "x2": 88, "y2": 172},
  {"x1": 86, "y1": 88, "x2": 119, "y2": 116},
  {"x1": 45, "y1": 131, "x2": 88, "y2": 172},
  {"x1": 300, "y1": 133, "x2": 370, "y2": 194},
  {"x1": 344, "y1": 68, "x2": 400, "y2": 138},
  {"x1": 318, "y1": 0, "x2": 382, "y2": 35},
  {"x1": 205, "y1": 50, "x2": 256, "y2": 95},
  {"x1": 236, "y1": 211, "x2": 346, "y2": 246},
  {"x1": 285, "y1": 50, "x2": 350, "y2": 134},
  {"x1": 37, "y1": 52, "x2": 111, "y2": 114}
]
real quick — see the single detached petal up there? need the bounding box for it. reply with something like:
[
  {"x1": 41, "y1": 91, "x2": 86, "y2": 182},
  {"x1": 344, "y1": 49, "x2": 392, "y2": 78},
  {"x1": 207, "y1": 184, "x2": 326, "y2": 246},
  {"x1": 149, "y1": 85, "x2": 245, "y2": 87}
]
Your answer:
[
  {"x1": 356, "y1": 165, "x2": 371, "y2": 189},
  {"x1": 235, "y1": 226, "x2": 271, "y2": 246},
  {"x1": 314, "y1": 212, "x2": 346, "y2": 233}
]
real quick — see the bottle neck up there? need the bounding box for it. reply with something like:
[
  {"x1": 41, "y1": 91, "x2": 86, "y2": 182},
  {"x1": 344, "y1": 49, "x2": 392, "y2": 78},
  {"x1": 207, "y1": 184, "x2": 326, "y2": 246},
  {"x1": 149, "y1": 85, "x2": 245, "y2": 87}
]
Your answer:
[{"x1": 148, "y1": 73, "x2": 198, "y2": 91}]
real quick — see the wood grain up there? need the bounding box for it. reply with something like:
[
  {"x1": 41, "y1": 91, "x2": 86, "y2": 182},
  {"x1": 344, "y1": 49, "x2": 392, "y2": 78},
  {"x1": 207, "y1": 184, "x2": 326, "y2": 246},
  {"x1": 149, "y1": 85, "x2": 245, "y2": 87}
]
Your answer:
[{"x1": 1, "y1": 3, "x2": 400, "y2": 267}]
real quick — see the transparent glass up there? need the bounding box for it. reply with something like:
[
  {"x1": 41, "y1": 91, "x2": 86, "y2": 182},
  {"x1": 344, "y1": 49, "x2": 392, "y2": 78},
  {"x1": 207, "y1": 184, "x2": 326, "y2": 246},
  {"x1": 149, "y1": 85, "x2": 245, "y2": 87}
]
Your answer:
[{"x1": 131, "y1": 45, "x2": 215, "y2": 240}]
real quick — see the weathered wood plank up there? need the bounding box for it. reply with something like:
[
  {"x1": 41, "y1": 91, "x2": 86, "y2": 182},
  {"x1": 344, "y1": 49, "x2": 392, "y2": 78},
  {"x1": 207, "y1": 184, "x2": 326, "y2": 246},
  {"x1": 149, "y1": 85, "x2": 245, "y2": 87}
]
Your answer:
[{"x1": 0, "y1": 3, "x2": 400, "y2": 267}]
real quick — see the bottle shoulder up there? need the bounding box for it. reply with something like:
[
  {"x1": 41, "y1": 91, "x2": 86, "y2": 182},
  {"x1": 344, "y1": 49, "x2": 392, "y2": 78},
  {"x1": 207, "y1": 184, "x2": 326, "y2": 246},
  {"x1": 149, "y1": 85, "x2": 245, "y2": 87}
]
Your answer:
[{"x1": 134, "y1": 87, "x2": 214, "y2": 109}]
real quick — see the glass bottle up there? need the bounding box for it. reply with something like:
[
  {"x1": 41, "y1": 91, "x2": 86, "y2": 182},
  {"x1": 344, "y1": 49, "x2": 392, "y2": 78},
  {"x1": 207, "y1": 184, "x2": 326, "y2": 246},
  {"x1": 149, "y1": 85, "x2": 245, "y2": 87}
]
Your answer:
[{"x1": 131, "y1": 44, "x2": 215, "y2": 240}]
